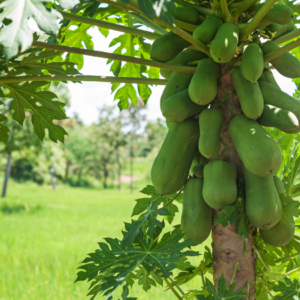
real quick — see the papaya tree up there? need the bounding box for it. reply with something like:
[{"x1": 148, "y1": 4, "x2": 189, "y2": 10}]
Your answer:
[{"x1": 1, "y1": 0, "x2": 300, "y2": 299}]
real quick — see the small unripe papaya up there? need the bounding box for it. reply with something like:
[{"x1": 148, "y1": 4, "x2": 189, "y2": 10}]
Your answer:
[
  {"x1": 210, "y1": 23, "x2": 239, "y2": 63},
  {"x1": 169, "y1": 7, "x2": 200, "y2": 25},
  {"x1": 188, "y1": 58, "x2": 219, "y2": 105},
  {"x1": 198, "y1": 108, "x2": 223, "y2": 159}
]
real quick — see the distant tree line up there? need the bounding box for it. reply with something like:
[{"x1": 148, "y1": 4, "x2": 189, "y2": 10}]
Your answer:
[{"x1": 0, "y1": 100, "x2": 167, "y2": 196}]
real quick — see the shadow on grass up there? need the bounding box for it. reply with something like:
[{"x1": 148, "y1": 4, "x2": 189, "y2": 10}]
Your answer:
[{"x1": 0, "y1": 202, "x2": 42, "y2": 214}]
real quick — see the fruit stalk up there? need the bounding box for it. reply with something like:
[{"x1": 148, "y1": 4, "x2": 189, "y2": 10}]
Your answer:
[{"x1": 211, "y1": 71, "x2": 256, "y2": 299}]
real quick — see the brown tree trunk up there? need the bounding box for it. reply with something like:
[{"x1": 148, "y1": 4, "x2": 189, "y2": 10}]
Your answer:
[{"x1": 211, "y1": 70, "x2": 256, "y2": 299}]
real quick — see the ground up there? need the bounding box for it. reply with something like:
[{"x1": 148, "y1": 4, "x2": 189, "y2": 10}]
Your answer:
[{"x1": 0, "y1": 181, "x2": 211, "y2": 300}]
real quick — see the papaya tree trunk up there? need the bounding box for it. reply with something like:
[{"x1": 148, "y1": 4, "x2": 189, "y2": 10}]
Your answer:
[{"x1": 212, "y1": 70, "x2": 256, "y2": 299}]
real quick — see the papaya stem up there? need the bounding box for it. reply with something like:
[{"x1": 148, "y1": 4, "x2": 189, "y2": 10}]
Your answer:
[
  {"x1": 129, "y1": 13, "x2": 168, "y2": 35},
  {"x1": 256, "y1": 277, "x2": 274, "y2": 299},
  {"x1": 163, "y1": 278, "x2": 183, "y2": 300},
  {"x1": 173, "y1": 19, "x2": 197, "y2": 32},
  {"x1": 264, "y1": 39, "x2": 300, "y2": 62},
  {"x1": 0, "y1": 75, "x2": 168, "y2": 85},
  {"x1": 284, "y1": 266, "x2": 300, "y2": 277},
  {"x1": 60, "y1": 11, "x2": 161, "y2": 40},
  {"x1": 276, "y1": 251, "x2": 300, "y2": 263},
  {"x1": 200, "y1": 271, "x2": 206, "y2": 288},
  {"x1": 174, "y1": 0, "x2": 216, "y2": 16},
  {"x1": 239, "y1": 0, "x2": 278, "y2": 42},
  {"x1": 165, "y1": 187, "x2": 184, "y2": 208},
  {"x1": 220, "y1": 0, "x2": 233, "y2": 23},
  {"x1": 31, "y1": 41, "x2": 197, "y2": 74},
  {"x1": 273, "y1": 28, "x2": 300, "y2": 45},
  {"x1": 253, "y1": 246, "x2": 279, "y2": 283}
]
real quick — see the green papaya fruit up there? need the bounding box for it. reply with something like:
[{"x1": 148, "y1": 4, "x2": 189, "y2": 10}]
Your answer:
[
  {"x1": 244, "y1": 166, "x2": 282, "y2": 230},
  {"x1": 189, "y1": 151, "x2": 207, "y2": 176},
  {"x1": 199, "y1": 108, "x2": 223, "y2": 158},
  {"x1": 169, "y1": 7, "x2": 200, "y2": 25},
  {"x1": 241, "y1": 43, "x2": 264, "y2": 83},
  {"x1": 262, "y1": 41, "x2": 300, "y2": 78},
  {"x1": 210, "y1": 23, "x2": 239, "y2": 63},
  {"x1": 188, "y1": 58, "x2": 220, "y2": 105},
  {"x1": 151, "y1": 119, "x2": 199, "y2": 195},
  {"x1": 203, "y1": 160, "x2": 237, "y2": 210},
  {"x1": 162, "y1": 89, "x2": 207, "y2": 123},
  {"x1": 232, "y1": 68, "x2": 264, "y2": 119},
  {"x1": 267, "y1": 21, "x2": 295, "y2": 39},
  {"x1": 258, "y1": 70, "x2": 280, "y2": 89},
  {"x1": 273, "y1": 175, "x2": 285, "y2": 195},
  {"x1": 257, "y1": 104, "x2": 299, "y2": 133},
  {"x1": 228, "y1": 114, "x2": 282, "y2": 177},
  {"x1": 260, "y1": 217, "x2": 295, "y2": 247},
  {"x1": 193, "y1": 15, "x2": 223, "y2": 44},
  {"x1": 160, "y1": 49, "x2": 208, "y2": 79},
  {"x1": 150, "y1": 32, "x2": 191, "y2": 62},
  {"x1": 259, "y1": 81, "x2": 300, "y2": 133},
  {"x1": 160, "y1": 71, "x2": 193, "y2": 110},
  {"x1": 181, "y1": 177, "x2": 212, "y2": 244},
  {"x1": 255, "y1": 4, "x2": 294, "y2": 25},
  {"x1": 192, "y1": 164, "x2": 205, "y2": 178}
]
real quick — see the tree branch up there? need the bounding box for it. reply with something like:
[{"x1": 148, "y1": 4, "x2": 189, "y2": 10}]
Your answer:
[
  {"x1": 31, "y1": 41, "x2": 196, "y2": 74},
  {"x1": 239, "y1": 0, "x2": 278, "y2": 42},
  {"x1": 60, "y1": 11, "x2": 160, "y2": 40},
  {"x1": 273, "y1": 28, "x2": 300, "y2": 45},
  {"x1": 0, "y1": 75, "x2": 168, "y2": 85},
  {"x1": 220, "y1": 0, "x2": 233, "y2": 23},
  {"x1": 129, "y1": 13, "x2": 168, "y2": 35},
  {"x1": 174, "y1": 0, "x2": 215, "y2": 16},
  {"x1": 264, "y1": 39, "x2": 300, "y2": 62},
  {"x1": 163, "y1": 278, "x2": 183, "y2": 300}
]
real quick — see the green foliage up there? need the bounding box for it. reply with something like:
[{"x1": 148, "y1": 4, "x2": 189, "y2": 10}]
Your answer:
[
  {"x1": 273, "y1": 278, "x2": 300, "y2": 299},
  {"x1": 75, "y1": 185, "x2": 198, "y2": 299},
  {"x1": 0, "y1": 0, "x2": 62, "y2": 60}
]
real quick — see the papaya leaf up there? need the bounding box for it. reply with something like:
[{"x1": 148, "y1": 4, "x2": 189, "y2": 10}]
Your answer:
[
  {"x1": 206, "y1": 275, "x2": 248, "y2": 300},
  {"x1": 273, "y1": 278, "x2": 300, "y2": 300},
  {"x1": 136, "y1": 0, "x2": 175, "y2": 26},
  {"x1": 0, "y1": 0, "x2": 62, "y2": 60},
  {"x1": 76, "y1": 227, "x2": 198, "y2": 300},
  {"x1": 0, "y1": 114, "x2": 10, "y2": 144},
  {"x1": 140, "y1": 185, "x2": 157, "y2": 195},
  {"x1": 1, "y1": 82, "x2": 67, "y2": 143},
  {"x1": 59, "y1": 0, "x2": 79, "y2": 10}
]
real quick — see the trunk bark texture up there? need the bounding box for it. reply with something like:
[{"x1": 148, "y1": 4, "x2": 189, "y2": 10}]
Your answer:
[
  {"x1": 211, "y1": 71, "x2": 256, "y2": 299},
  {"x1": 2, "y1": 153, "x2": 12, "y2": 198}
]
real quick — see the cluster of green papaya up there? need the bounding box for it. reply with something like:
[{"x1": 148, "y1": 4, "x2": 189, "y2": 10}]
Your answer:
[{"x1": 150, "y1": 4, "x2": 298, "y2": 247}]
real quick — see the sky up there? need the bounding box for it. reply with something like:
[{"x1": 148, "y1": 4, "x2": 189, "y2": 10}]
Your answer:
[{"x1": 63, "y1": 27, "x2": 297, "y2": 125}]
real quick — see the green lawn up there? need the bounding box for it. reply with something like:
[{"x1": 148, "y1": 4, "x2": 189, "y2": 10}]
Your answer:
[{"x1": 0, "y1": 181, "x2": 211, "y2": 300}]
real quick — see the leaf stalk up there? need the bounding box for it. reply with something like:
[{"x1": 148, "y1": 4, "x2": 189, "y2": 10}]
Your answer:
[
  {"x1": 0, "y1": 75, "x2": 168, "y2": 85},
  {"x1": 239, "y1": 0, "x2": 278, "y2": 42},
  {"x1": 31, "y1": 41, "x2": 196, "y2": 74},
  {"x1": 60, "y1": 11, "x2": 161, "y2": 40},
  {"x1": 276, "y1": 251, "x2": 300, "y2": 263},
  {"x1": 163, "y1": 278, "x2": 184, "y2": 300},
  {"x1": 273, "y1": 29, "x2": 300, "y2": 45},
  {"x1": 264, "y1": 39, "x2": 300, "y2": 62}
]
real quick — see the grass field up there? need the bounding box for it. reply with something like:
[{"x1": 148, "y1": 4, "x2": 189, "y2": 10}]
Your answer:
[{"x1": 0, "y1": 181, "x2": 212, "y2": 300}]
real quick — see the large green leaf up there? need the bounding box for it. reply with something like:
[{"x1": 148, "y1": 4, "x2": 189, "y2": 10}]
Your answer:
[
  {"x1": 273, "y1": 278, "x2": 300, "y2": 299},
  {"x1": 0, "y1": 0, "x2": 62, "y2": 60},
  {"x1": 1, "y1": 82, "x2": 67, "y2": 143}
]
